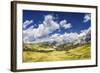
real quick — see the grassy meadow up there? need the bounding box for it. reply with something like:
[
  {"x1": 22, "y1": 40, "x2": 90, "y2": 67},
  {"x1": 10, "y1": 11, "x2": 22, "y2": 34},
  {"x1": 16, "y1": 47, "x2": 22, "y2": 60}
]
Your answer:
[{"x1": 23, "y1": 43, "x2": 91, "y2": 62}]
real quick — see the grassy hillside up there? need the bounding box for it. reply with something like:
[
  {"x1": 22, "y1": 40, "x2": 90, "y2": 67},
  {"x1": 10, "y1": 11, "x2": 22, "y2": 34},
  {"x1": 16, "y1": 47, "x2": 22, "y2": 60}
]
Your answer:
[{"x1": 23, "y1": 43, "x2": 91, "y2": 62}]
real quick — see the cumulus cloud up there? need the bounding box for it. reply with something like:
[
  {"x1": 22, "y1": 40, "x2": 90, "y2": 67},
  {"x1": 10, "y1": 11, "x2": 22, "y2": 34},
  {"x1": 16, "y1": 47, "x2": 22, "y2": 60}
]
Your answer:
[
  {"x1": 23, "y1": 25, "x2": 34, "y2": 42},
  {"x1": 60, "y1": 20, "x2": 72, "y2": 29},
  {"x1": 51, "y1": 27, "x2": 90, "y2": 45},
  {"x1": 23, "y1": 15, "x2": 61, "y2": 43},
  {"x1": 43, "y1": 15, "x2": 60, "y2": 34},
  {"x1": 25, "y1": 26, "x2": 91, "y2": 46},
  {"x1": 23, "y1": 14, "x2": 90, "y2": 44},
  {"x1": 74, "y1": 27, "x2": 91, "y2": 44},
  {"x1": 23, "y1": 20, "x2": 33, "y2": 29},
  {"x1": 79, "y1": 27, "x2": 91, "y2": 37},
  {"x1": 30, "y1": 32, "x2": 79, "y2": 45},
  {"x1": 23, "y1": 24, "x2": 45, "y2": 43},
  {"x1": 83, "y1": 14, "x2": 91, "y2": 22},
  {"x1": 49, "y1": 32, "x2": 79, "y2": 46}
]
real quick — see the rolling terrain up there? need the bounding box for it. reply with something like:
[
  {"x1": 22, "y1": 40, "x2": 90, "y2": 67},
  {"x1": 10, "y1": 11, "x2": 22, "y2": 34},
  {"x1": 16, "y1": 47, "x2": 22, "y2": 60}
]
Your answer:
[{"x1": 23, "y1": 43, "x2": 91, "y2": 62}]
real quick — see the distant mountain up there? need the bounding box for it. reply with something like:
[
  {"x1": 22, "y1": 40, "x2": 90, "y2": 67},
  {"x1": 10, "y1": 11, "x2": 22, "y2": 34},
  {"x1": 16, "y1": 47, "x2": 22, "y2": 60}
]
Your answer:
[
  {"x1": 24, "y1": 27, "x2": 91, "y2": 48},
  {"x1": 49, "y1": 28, "x2": 91, "y2": 47},
  {"x1": 74, "y1": 28, "x2": 91, "y2": 45},
  {"x1": 23, "y1": 28, "x2": 91, "y2": 51}
]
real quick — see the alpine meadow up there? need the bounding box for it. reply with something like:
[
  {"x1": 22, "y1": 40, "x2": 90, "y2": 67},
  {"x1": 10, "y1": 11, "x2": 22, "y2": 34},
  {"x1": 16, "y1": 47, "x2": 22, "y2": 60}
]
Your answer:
[{"x1": 22, "y1": 10, "x2": 91, "y2": 62}]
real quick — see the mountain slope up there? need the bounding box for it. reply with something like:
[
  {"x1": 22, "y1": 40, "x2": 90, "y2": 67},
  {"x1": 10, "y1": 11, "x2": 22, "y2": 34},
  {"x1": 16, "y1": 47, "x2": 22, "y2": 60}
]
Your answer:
[{"x1": 23, "y1": 43, "x2": 91, "y2": 62}]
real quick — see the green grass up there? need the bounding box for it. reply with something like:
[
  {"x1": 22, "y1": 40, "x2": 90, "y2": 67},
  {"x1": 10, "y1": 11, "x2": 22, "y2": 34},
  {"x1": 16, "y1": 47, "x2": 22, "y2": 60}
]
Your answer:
[{"x1": 23, "y1": 43, "x2": 91, "y2": 62}]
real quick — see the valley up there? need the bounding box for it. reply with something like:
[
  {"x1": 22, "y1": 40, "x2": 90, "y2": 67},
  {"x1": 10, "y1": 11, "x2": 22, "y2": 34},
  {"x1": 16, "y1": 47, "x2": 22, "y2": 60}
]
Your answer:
[{"x1": 23, "y1": 43, "x2": 91, "y2": 62}]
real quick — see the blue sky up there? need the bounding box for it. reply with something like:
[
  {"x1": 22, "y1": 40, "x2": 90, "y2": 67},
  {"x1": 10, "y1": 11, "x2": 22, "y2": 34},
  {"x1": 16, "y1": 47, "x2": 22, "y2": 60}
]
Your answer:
[
  {"x1": 23, "y1": 10, "x2": 91, "y2": 43},
  {"x1": 23, "y1": 10, "x2": 90, "y2": 33}
]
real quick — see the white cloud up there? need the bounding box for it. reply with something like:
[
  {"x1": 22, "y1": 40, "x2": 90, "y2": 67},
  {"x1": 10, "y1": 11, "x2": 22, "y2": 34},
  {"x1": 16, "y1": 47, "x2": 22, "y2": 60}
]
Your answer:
[
  {"x1": 60, "y1": 20, "x2": 72, "y2": 29},
  {"x1": 43, "y1": 15, "x2": 60, "y2": 32},
  {"x1": 23, "y1": 15, "x2": 73, "y2": 43},
  {"x1": 50, "y1": 27, "x2": 90, "y2": 45},
  {"x1": 47, "y1": 32, "x2": 79, "y2": 46},
  {"x1": 25, "y1": 26, "x2": 91, "y2": 46},
  {"x1": 75, "y1": 27, "x2": 91, "y2": 44},
  {"x1": 23, "y1": 15, "x2": 60, "y2": 43},
  {"x1": 32, "y1": 15, "x2": 60, "y2": 38},
  {"x1": 23, "y1": 24, "x2": 45, "y2": 42},
  {"x1": 23, "y1": 25, "x2": 34, "y2": 42},
  {"x1": 23, "y1": 20, "x2": 33, "y2": 29},
  {"x1": 23, "y1": 14, "x2": 91, "y2": 44},
  {"x1": 79, "y1": 27, "x2": 91, "y2": 37},
  {"x1": 83, "y1": 14, "x2": 91, "y2": 22}
]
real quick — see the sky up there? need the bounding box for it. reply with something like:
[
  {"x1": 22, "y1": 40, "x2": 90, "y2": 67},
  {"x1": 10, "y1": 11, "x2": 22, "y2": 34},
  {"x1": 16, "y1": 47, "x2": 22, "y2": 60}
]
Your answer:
[{"x1": 23, "y1": 10, "x2": 91, "y2": 44}]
